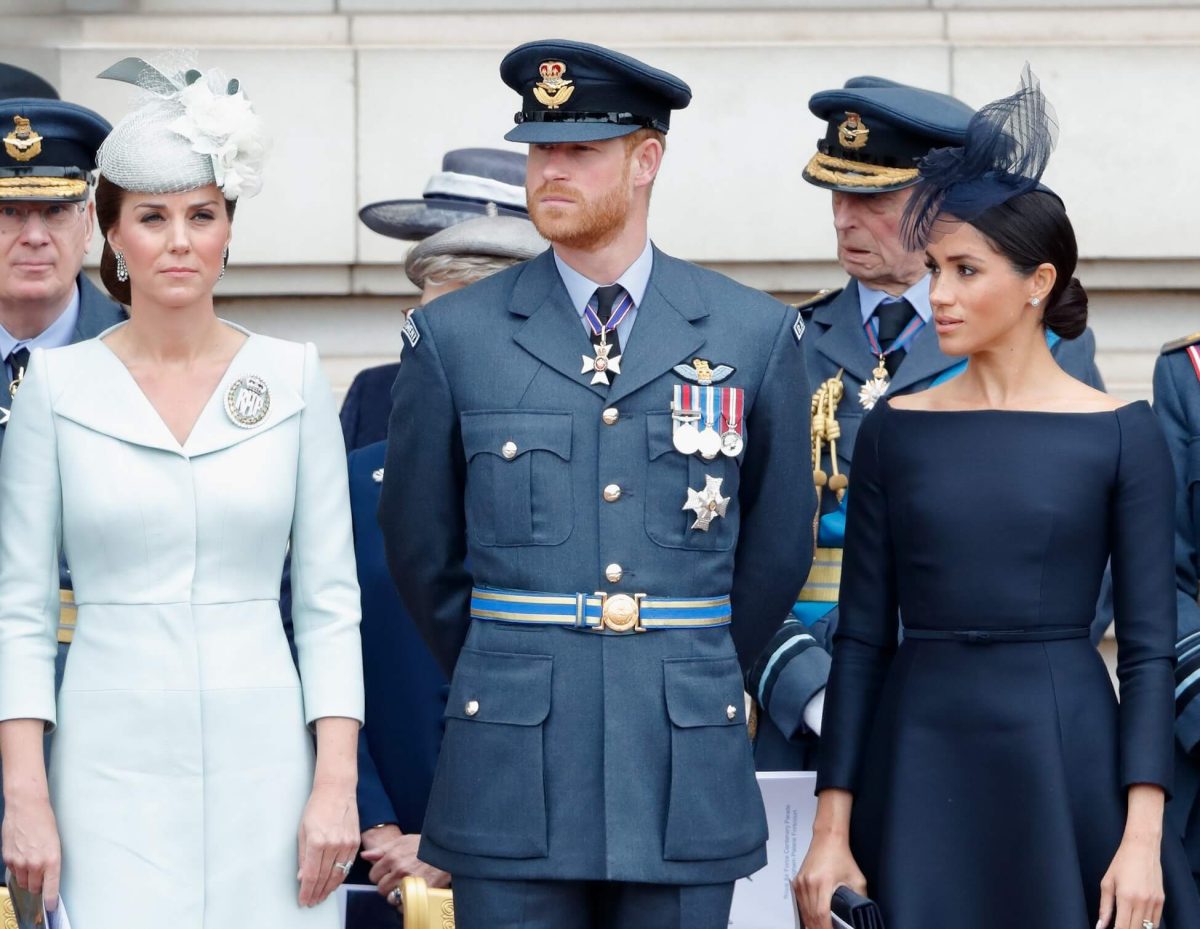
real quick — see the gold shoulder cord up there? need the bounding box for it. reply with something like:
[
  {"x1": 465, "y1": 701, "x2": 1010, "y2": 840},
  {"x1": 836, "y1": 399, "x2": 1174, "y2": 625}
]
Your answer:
[{"x1": 810, "y1": 370, "x2": 848, "y2": 546}]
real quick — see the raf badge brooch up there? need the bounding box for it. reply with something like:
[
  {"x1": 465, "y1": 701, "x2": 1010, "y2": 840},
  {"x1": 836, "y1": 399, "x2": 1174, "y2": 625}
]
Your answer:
[
  {"x1": 225, "y1": 374, "x2": 270, "y2": 428},
  {"x1": 671, "y1": 358, "x2": 743, "y2": 532}
]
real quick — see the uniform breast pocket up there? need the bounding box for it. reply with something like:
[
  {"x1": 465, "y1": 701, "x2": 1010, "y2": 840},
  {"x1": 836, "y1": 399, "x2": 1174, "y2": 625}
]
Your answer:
[
  {"x1": 460, "y1": 410, "x2": 574, "y2": 547},
  {"x1": 643, "y1": 411, "x2": 740, "y2": 551}
]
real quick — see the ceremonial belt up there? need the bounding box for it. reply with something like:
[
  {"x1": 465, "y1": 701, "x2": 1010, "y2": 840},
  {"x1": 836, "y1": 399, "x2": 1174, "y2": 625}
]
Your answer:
[
  {"x1": 471, "y1": 586, "x2": 731, "y2": 635},
  {"x1": 796, "y1": 547, "x2": 842, "y2": 603},
  {"x1": 58, "y1": 588, "x2": 76, "y2": 644},
  {"x1": 904, "y1": 627, "x2": 1089, "y2": 645}
]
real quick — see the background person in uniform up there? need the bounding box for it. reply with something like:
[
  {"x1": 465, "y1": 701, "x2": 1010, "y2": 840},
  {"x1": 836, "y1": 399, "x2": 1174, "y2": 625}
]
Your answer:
[
  {"x1": 748, "y1": 76, "x2": 1105, "y2": 772},
  {"x1": 795, "y1": 69, "x2": 1199, "y2": 929},
  {"x1": 378, "y1": 38, "x2": 814, "y2": 929},
  {"x1": 344, "y1": 215, "x2": 546, "y2": 929},
  {"x1": 1151, "y1": 332, "x2": 1200, "y2": 894},
  {"x1": 0, "y1": 56, "x2": 363, "y2": 926},
  {"x1": 0, "y1": 68, "x2": 125, "y2": 844},
  {"x1": 342, "y1": 202, "x2": 546, "y2": 451}
]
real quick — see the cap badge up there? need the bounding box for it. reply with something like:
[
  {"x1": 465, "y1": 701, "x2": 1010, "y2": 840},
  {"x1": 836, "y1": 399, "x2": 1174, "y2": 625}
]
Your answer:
[
  {"x1": 225, "y1": 374, "x2": 271, "y2": 428},
  {"x1": 533, "y1": 61, "x2": 575, "y2": 109},
  {"x1": 837, "y1": 112, "x2": 870, "y2": 151},
  {"x1": 4, "y1": 116, "x2": 43, "y2": 163}
]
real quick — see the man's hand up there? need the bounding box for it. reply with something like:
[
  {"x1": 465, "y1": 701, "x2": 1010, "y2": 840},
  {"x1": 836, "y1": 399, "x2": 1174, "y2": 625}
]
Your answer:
[{"x1": 361, "y1": 824, "x2": 451, "y2": 902}]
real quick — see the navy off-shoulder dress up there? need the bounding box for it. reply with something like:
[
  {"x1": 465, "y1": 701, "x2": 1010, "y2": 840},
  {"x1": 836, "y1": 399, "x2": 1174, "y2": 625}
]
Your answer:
[{"x1": 818, "y1": 399, "x2": 1200, "y2": 928}]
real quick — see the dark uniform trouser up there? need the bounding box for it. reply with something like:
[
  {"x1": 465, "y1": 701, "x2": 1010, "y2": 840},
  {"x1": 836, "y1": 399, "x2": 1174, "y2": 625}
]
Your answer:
[{"x1": 452, "y1": 878, "x2": 736, "y2": 929}]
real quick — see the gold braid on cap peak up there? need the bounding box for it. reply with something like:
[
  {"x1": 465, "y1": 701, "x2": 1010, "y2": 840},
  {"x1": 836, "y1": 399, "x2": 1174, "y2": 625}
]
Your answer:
[
  {"x1": 804, "y1": 151, "x2": 918, "y2": 189},
  {"x1": 0, "y1": 176, "x2": 88, "y2": 199}
]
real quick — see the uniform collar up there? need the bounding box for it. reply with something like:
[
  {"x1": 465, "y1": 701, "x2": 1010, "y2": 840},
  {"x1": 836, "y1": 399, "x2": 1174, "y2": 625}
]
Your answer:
[
  {"x1": 552, "y1": 237, "x2": 654, "y2": 316},
  {"x1": 856, "y1": 275, "x2": 932, "y2": 325},
  {"x1": 0, "y1": 283, "x2": 81, "y2": 358}
]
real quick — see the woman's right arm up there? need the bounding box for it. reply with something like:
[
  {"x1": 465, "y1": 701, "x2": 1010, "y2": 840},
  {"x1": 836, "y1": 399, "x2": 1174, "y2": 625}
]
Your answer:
[
  {"x1": 794, "y1": 405, "x2": 899, "y2": 929},
  {"x1": 0, "y1": 351, "x2": 65, "y2": 903}
]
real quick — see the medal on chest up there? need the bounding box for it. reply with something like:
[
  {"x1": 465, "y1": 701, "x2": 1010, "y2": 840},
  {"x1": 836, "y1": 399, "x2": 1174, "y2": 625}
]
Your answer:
[
  {"x1": 580, "y1": 290, "x2": 633, "y2": 386},
  {"x1": 683, "y1": 474, "x2": 730, "y2": 532},
  {"x1": 858, "y1": 356, "x2": 890, "y2": 411},
  {"x1": 858, "y1": 311, "x2": 925, "y2": 410}
]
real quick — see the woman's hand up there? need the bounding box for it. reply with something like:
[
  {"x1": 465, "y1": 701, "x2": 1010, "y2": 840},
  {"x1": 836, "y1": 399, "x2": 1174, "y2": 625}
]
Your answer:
[
  {"x1": 2, "y1": 793, "x2": 61, "y2": 909},
  {"x1": 793, "y1": 830, "x2": 867, "y2": 929},
  {"x1": 297, "y1": 781, "x2": 359, "y2": 907},
  {"x1": 793, "y1": 788, "x2": 866, "y2": 929},
  {"x1": 1097, "y1": 784, "x2": 1165, "y2": 929},
  {"x1": 360, "y1": 824, "x2": 450, "y2": 904}
]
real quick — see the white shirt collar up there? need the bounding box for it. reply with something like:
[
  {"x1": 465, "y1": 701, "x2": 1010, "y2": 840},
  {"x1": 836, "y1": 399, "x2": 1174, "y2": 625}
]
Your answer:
[
  {"x1": 857, "y1": 275, "x2": 933, "y2": 326},
  {"x1": 553, "y1": 238, "x2": 654, "y2": 316},
  {"x1": 0, "y1": 283, "x2": 80, "y2": 359}
]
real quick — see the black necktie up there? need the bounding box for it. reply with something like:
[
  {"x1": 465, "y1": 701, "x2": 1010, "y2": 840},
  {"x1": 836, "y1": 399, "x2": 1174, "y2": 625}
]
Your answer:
[
  {"x1": 591, "y1": 284, "x2": 625, "y2": 363},
  {"x1": 6, "y1": 345, "x2": 29, "y2": 397},
  {"x1": 873, "y1": 298, "x2": 916, "y2": 377}
]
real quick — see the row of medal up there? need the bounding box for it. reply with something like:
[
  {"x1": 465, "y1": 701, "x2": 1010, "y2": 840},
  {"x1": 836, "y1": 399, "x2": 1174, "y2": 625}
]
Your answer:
[{"x1": 670, "y1": 384, "x2": 744, "y2": 459}]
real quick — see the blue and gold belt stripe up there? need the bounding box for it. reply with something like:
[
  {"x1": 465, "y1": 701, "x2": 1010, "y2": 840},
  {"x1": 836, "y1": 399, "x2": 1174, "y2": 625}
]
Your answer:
[
  {"x1": 59, "y1": 588, "x2": 76, "y2": 644},
  {"x1": 470, "y1": 586, "x2": 731, "y2": 630},
  {"x1": 796, "y1": 546, "x2": 842, "y2": 603}
]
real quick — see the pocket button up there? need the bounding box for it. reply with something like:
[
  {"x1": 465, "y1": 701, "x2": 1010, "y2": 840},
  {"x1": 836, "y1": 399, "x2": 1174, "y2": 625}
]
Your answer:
[
  {"x1": 465, "y1": 699, "x2": 480, "y2": 717},
  {"x1": 501, "y1": 441, "x2": 518, "y2": 460}
]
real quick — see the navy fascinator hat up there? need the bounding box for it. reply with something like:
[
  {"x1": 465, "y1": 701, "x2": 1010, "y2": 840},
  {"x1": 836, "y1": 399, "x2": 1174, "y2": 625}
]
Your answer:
[{"x1": 902, "y1": 65, "x2": 1058, "y2": 249}]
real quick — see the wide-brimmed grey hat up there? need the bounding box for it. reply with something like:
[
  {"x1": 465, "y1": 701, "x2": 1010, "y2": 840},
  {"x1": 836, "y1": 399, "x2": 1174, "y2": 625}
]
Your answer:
[
  {"x1": 405, "y1": 214, "x2": 547, "y2": 288},
  {"x1": 360, "y1": 148, "x2": 529, "y2": 241}
]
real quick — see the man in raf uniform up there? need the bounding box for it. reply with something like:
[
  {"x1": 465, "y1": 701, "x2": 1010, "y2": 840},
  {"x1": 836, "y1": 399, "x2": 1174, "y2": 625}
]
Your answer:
[
  {"x1": 1152, "y1": 332, "x2": 1200, "y2": 893},
  {"x1": 379, "y1": 39, "x2": 814, "y2": 929},
  {"x1": 0, "y1": 73, "x2": 125, "y2": 847},
  {"x1": 748, "y1": 77, "x2": 1105, "y2": 771}
]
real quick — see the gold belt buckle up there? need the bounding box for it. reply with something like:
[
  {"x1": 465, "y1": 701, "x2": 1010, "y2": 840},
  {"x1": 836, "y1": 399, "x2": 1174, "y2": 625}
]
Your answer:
[{"x1": 595, "y1": 592, "x2": 646, "y2": 634}]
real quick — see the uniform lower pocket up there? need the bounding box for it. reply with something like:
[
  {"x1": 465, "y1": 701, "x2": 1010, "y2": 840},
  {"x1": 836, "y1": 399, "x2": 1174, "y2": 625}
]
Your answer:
[
  {"x1": 662, "y1": 656, "x2": 767, "y2": 861},
  {"x1": 423, "y1": 647, "x2": 553, "y2": 858}
]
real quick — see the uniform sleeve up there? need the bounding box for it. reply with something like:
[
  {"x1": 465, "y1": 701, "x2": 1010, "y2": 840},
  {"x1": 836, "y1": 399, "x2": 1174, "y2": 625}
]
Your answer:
[
  {"x1": 1152, "y1": 356, "x2": 1200, "y2": 754},
  {"x1": 0, "y1": 351, "x2": 63, "y2": 728},
  {"x1": 729, "y1": 306, "x2": 817, "y2": 672},
  {"x1": 816, "y1": 405, "x2": 899, "y2": 792},
  {"x1": 291, "y1": 343, "x2": 364, "y2": 725},
  {"x1": 377, "y1": 313, "x2": 472, "y2": 678},
  {"x1": 1051, "y1": 326, "x2": 1105, "y2": 390},
  {"x1": 747, "y1": 617, "x2": 831, "y2": 739},
  {"x1": 1111, "y1": 403, "x2": 1177, "y2": 791}
]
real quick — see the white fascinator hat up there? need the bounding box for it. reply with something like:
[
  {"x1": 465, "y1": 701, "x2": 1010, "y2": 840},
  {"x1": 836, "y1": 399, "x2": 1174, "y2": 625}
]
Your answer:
[{"x1": 96, "y1": 54, "x2": 268, "y2": 200}]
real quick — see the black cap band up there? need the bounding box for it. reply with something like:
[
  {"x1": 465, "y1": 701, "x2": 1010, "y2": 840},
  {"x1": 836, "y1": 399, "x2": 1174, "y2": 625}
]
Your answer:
[{"x1": 514, "y1": 110, "x2": 667, "y2": 133}]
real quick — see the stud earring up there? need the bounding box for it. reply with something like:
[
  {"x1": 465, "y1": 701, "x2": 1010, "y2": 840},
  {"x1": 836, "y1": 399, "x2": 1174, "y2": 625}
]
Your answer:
[
  {"x1": 218, "y1": 247, "x2": 228, "y2": 281},
  {"x1": 1030, "y1": 296, "x2": 1040, "y2": 307},
  {"x1": 115, "y1": 251, "x2": 128, "y2": 282}
]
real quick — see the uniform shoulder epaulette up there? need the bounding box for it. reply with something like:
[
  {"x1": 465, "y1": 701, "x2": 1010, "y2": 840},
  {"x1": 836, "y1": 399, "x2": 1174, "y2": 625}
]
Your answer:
[
  {"x1": 1161, "y1": 331, "x2": 1200, "y2": 355},
  {"x1": 791, "y1": 288, "x2": 839, "y2": 315}
]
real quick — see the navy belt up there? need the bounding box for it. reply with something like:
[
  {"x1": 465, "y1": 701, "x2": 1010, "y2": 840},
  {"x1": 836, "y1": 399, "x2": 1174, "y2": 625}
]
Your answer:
[
  {"x1": 904, "y1": 627, "x2": 1090, "y2": 645},
  {"x1": 470, "y1": 586, "x2": 732, "y2": 635}
]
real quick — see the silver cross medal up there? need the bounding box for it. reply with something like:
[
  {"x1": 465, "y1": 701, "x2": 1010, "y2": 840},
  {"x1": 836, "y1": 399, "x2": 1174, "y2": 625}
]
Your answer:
[
  {"x1": 683, "y1": 474, "x2": 730, "y2": 531},
  {"x1": 581, "y1": 329, "x2": 621, "y2": 386}
]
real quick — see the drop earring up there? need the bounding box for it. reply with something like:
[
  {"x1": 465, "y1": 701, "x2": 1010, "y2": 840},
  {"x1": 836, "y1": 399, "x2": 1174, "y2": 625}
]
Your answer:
[
  {"x1": 115, "y1": 251, "x2": 128, "y2": 282},
  {"x1": 219, "y1": 247, "x2": 228, "y2": 281}
]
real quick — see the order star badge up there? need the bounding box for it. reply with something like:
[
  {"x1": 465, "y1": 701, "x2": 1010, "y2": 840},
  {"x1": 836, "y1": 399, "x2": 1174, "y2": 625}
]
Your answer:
[
  {"x1": 683, "y1": 474, "x2": 730, "y2": 532},
  {"x1": 582, "y1": 341, "x2": 622, "y2": 386}
]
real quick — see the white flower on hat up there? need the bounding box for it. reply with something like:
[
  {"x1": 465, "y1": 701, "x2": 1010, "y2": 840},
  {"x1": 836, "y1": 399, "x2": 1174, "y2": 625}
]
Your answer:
[{"x1": 169, "y1": 72, "x2": 266, "y2": 200}]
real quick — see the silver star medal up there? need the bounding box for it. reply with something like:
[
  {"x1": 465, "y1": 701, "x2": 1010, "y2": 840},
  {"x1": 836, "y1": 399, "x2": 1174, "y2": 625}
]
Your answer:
[
  {"x1": 582, "y1": 331, "x2": 622, "y2": 386},
  {"x1": 858, "y1": 357, "x2": 890, "y2": 410},
  {"x1": 683, "y1": 474, "x2": 730, "y2": 532}
]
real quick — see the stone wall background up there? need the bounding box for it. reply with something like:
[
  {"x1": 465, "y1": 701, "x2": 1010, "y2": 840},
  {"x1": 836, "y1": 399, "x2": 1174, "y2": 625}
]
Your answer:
[{"x1": 2, "y1": 2, "x2": 1197, "y2": 401}]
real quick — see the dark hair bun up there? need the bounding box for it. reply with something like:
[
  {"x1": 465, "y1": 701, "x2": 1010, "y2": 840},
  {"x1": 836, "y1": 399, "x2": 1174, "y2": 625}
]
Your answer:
[{"x1": 1043, "y1": 275, "x2": 1087, "y2": 341}]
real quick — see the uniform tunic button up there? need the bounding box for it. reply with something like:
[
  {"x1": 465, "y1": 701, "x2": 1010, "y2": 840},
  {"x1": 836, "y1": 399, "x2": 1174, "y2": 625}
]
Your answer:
[
  {"x1": 602, "y1": 407, "x2": 619, "y2": 425},
  {"x1": 465, "y1": 700, "x2": 480, "y2": 717},
  {"x1": 726, "y1": 704, "x2": 738, "y2": 720},
  {"x1": 501, "y1": 441, "x2": 517, "y2": 460},
  {"x1": 605, "y1": 563, "x2": 623, "y2": 583},
  {"x1": 603, "y1": 484, "x2": 622, "y2": 502}
]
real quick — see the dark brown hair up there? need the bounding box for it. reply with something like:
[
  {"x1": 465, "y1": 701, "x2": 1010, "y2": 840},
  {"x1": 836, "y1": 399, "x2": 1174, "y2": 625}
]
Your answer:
[{"x1": 95, "y1": 175, "x2": 237, "y2": 305}]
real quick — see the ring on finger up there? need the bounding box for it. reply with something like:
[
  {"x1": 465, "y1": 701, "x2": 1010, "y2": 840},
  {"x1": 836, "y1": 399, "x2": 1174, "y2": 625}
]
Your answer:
[
  {"x1": 1142, "y1": 921, "x2": 1156, "y2": 929},
  {"x1": 333, "y1": 860, "x2": 353, "y2": 875},
  {"x1": 388, "y1": 885, "x2": 403, "y2": 906}
]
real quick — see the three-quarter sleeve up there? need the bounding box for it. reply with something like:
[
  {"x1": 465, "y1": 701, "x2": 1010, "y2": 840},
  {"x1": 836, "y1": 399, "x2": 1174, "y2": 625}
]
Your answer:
[
  {"x1": 816, "y1": 403, "x2": 899, "y2": 792},
  {"x1": 0, "y1": 350, "x2": 64, "y2": 728},
  {"x1": 290, "y1": 342, "x2": 364, "y2": 725},
  {"x1": 1110, "y1": 402, "x2": 1178, "y2": 793}
]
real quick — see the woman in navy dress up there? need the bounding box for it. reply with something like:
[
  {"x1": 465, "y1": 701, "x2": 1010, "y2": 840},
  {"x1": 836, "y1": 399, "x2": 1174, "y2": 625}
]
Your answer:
[{"x1": 795, "y1": 70, "x2": 1200, "y2": 929}]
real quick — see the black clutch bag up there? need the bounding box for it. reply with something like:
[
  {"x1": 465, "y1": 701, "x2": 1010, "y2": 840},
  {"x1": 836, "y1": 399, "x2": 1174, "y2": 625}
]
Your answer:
[{"x1": 831, "y1": 886, "x2": 886, "y2": 929}]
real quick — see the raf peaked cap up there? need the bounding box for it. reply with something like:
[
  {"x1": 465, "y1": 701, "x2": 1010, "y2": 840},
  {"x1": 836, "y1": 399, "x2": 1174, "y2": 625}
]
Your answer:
[
  {"x1": 0, "y1": 98, "x2": 111, "y2": 202},
  {"x1": 501, "y1": 39, "x2": 692, "y2": 143},
  {"x1": 804, "y1": 76, "x2": 974, "y2": 194},
  {"x1": 359, "y1": 147, "x2": 529, "y2": 241},
  {"x1": 0, "y1": 63, "x2": 58, "y2": 101}
]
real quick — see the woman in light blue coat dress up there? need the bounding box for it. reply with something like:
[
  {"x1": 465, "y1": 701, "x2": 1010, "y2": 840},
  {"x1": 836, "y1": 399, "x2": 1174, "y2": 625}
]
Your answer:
[{"x1": 0, "y1": 56, "x2": 364, "y2": 928}]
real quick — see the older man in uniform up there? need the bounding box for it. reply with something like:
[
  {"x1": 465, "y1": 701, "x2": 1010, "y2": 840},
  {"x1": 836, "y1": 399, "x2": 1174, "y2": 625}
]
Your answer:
[
  {"x1": 379, "y1": 39, "x2": 813, "y2": 929},
  {"x1": 0, "y1": 78, "x2": 125, "y2": 845},
  {"x1": 748, "y1": 77, "x2": 1105, "y2": 771},
  {"x1": 1152, "y1": 332, "x2": 1200, "y2": 892}
]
